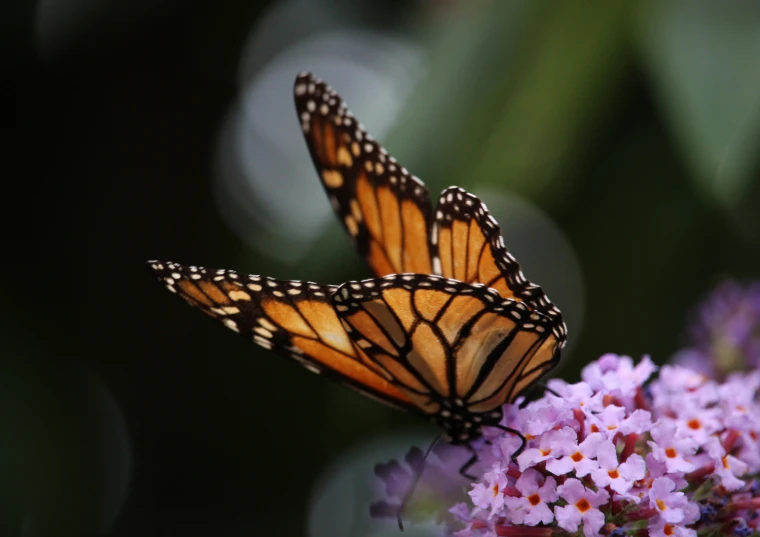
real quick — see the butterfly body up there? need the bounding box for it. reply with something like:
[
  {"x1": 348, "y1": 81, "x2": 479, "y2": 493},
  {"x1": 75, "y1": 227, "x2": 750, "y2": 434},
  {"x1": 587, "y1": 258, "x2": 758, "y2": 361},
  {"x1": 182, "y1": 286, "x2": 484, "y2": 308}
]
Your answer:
[{"x1": 148, "y1": 71, "x2": 567, "y2": 448}]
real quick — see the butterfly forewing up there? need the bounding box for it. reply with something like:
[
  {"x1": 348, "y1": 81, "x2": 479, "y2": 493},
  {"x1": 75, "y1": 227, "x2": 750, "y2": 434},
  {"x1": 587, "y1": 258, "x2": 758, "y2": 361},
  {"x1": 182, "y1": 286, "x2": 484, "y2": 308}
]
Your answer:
[
  {"x1": 332, "y1": 274, "x2": 566, "y2": 426},
  {"x1": 294, "y1": 72, "x2": 434, "y2": 277},
  {"x1": 148, "y1": 261, "x2": 420, "y2": 413}
]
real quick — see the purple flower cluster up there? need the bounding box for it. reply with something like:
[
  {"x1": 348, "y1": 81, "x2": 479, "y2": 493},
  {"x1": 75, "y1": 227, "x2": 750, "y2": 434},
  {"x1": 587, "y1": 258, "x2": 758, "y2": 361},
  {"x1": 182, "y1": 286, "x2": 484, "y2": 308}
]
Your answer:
[
  {"x1": 373, "y1": 355, "x2": 760, "y2": 537},
  {"x1": 674, "y1": 280, "x2": 760, "y2": 379}
]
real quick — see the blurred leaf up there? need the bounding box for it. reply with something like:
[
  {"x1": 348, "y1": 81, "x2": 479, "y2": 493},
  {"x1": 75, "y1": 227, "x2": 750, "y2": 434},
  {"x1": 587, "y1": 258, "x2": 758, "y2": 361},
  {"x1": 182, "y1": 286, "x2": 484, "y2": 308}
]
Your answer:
[
  {"x1": 470, "y1": 1, "x2": 631, "y2": 204},
  {"x1": 385, "y1": 1, "x2": 536, "y2": 193},
  {"x1": 390, "y1": 1, "x2": 632, "y2": 206},
  {"x1": 636, "y1": 0, "x2": 760, "y2": 208}
]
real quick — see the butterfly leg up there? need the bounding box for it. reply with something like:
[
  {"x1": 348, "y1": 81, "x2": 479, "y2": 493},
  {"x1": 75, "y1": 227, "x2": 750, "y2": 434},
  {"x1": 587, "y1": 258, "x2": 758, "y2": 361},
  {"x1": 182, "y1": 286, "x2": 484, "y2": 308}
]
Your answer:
[
  {"x1": 458, "y1": 444, "x2": 479, "y2": 480},
  {"x1": 492, "y1": 424, "x2": 527, "y2": 459}
]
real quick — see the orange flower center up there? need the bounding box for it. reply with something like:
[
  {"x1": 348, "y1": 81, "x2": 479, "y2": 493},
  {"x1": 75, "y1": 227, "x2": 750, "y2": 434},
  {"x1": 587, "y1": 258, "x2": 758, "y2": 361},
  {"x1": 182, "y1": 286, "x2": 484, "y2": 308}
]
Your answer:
[
  {"x1": 571, "y1": 452, "x2": 583, "y2": 462},
  {"x1": 665, "y1": 447, "x2": 677, "y2": 458},
  {"x1": 528, "y1": 493, "x2": 541, "y2": 506},
  {"x1": 664, "y1": 523, "x2": 674, "y2": 536},
  {"x1": 608, "y1": 469, "x2": 620, "y2": 479},
  {"x1": 575, "y1": 498, "x2": 591, "y2": 512},
  {"x1": 656, "y1": 499, "x2": 667, "y2": 512},
  {"x1": 687, "y1": 419, "x2": 701, "y2": 430}
]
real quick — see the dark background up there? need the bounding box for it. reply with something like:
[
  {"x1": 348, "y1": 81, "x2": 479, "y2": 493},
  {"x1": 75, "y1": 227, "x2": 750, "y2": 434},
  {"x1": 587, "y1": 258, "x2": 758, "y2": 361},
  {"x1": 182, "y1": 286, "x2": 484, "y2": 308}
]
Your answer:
[{"x1": 3, "y1": 1, "x2": 760, "y2": 536}]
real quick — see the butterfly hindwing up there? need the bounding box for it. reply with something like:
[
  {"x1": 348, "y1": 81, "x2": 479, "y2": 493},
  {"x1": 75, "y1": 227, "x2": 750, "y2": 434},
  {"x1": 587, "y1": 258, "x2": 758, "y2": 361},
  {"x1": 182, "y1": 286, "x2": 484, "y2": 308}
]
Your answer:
[
  {"x1": 148, "y1": 261, "x2": 420, "y2": 413},
  {"x1": 332, "y1": 274, "x2": 566, "y2": 418},
  {"x1": 294, "y1": 72, "x2": 434, "y2": 277},
  {"x1": 432, "y1": 187, "x2": 566, "y2": 332}
]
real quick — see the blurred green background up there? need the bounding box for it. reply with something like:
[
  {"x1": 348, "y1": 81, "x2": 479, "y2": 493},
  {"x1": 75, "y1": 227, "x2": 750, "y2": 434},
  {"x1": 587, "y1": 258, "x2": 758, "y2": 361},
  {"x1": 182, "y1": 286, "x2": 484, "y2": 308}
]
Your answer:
[{"x1": 3, "y1": 0, "x2": 760, "y2": 535}]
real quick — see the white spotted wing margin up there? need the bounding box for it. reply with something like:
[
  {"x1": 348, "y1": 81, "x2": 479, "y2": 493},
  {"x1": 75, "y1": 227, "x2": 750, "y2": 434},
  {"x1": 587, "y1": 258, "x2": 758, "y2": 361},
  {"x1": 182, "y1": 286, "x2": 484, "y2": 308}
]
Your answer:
[
  {"x1": 431, "y1": 186, "x2": 567, "y2": 338},
  {"x1": 332, "y1": 274, "x2": 566, "y2": 444},
  {"x1": 147, "y1": 260, "x2": 422, "y2": 414},
  {"x1": 293, "y1": 71, "x2": 435, "y2": 277}
]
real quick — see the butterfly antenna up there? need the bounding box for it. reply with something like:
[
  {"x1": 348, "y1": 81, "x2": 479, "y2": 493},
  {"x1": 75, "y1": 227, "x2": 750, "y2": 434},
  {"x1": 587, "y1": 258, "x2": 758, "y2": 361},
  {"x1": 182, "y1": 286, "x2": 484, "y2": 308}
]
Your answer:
[{"x1": 397, "y1": 435, "x2": 442, "y2": 531}]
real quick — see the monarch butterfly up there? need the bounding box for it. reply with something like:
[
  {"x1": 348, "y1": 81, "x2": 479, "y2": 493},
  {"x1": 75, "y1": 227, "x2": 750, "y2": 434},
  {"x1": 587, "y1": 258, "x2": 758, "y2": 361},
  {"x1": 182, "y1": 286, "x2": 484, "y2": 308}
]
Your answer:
[{"x1": 148, "y1": 71, "x2": 567, "y2": 457}]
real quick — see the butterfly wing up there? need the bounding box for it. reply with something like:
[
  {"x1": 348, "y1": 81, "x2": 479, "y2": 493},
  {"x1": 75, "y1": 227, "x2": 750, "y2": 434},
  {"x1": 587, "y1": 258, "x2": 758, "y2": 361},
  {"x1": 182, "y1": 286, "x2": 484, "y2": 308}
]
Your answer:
[
  {"x1": 148, "y1": 261, "x2": 421, "y2": 413},
  {"x1": 332, "y1": 274, "x2": 566, "y2": 416},
  {"x1": 431, "y1": 187, "x2": 566, "y2": 333},
  {"x1": 294, "y1": 72, "x2": 434, "y2": 277},
  {"x1": 295, "y1": 75, "x2": 564, "y2": 335}
]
